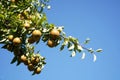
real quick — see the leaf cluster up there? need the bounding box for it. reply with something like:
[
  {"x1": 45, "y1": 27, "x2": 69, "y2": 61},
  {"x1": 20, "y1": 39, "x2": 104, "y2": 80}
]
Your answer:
[{"x1": 0, "y1": 0, "x2": 102, "y2": 75}]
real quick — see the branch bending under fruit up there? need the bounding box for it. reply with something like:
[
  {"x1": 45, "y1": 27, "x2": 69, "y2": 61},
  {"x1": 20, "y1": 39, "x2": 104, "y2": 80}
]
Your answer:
[{"x1": 59, "y1": 32, "x2": 102, "y2": 61}]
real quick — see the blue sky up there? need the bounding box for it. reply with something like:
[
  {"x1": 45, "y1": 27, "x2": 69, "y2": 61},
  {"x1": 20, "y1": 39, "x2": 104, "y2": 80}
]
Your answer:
[{"x1": 0, "y1": 0, "x2": 120, "y2": 80}]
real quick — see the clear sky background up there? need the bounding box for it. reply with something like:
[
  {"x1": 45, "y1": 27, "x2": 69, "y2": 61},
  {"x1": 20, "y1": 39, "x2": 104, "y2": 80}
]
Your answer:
[{"x1": 0, "y1": 0, "x2": 120, "y2": 80}]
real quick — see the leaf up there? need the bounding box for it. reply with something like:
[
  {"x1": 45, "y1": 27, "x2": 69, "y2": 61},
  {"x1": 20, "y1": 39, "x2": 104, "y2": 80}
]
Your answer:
[
  {"x1": 58, "y1": 26, "x2": 64, "y2": 32},
  {"x1": 68, "y1": 44, "x2": 74, "y2": 51},
  {"x1": 42, "y1": 61, "x2": 46, "y2": 65},
  {"x1": 1, "y1": 44, "x2": 7, "y2": 49},
  {"x1": 93, "y1": 54, "x2": 97, "y2": 62},
  {"x1": 44, "y1": 0, "x2": 49, "y2": 2},
  {"x1": 47, "y1": 5, "x2": 51, "y2": 10},
  {"x1": 39, "y1": 7, "x2": 43, "y2": 13},
  {"x1": 84, "y1": 38, "x2": 90, "y2": 44},
  {"x1": 0, "y1": 14, "x2": 4, "y2": 19},
  {"x1": 42, "y1": 28, "x2": 48, "y2": 32},
  {"x1": 77, "y1": 45, "x2": 83, "y2": 52},
  {"x1": 88, "y1": 48, "x2": 94, "y2": 53},
  {"x1": 11, "y1": 56, "x2": 17, "y2": 64},
  {"x1": 42, "y1": 36, "x2": 49, "y2": 42},
  {"x1": 71, "y1": 51, "x2": 76, "y2": 57},
  {"x1": 60, "y1": 45, "x2": 65, "y2": 51},
  {"x1": 32, "y1": 72, "x2": 36, "y2": 76},
  {"x1": 36, "y1": 38, "x2": 40, "y2": 44},
  {"x1": 16, "y1": 60, "x2": 22, "y2": 66},
  {"x1": 96, "y1": 49, "x2": 102, "y2": 52},
  {"x1": 64, "y1": 40, "x2": 68, "y2": 46},
  {"x1": 81, "y1": 52, "x2": 86, "y2": 60},
  {"x1": 12, "y1": 27, "x2": 17, "y2": 32},
  {"x1": 67, "y1": 42, "x2": 71, "y2": 48},
  {"x1": 0, "y1": 39, "x2": 6, "y2": 43}
]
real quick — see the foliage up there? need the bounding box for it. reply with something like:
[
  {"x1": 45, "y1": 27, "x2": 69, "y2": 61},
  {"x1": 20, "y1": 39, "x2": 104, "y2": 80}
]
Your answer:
[{"x1": 0, "y1": 0, "x2": 102, "y2": 75}]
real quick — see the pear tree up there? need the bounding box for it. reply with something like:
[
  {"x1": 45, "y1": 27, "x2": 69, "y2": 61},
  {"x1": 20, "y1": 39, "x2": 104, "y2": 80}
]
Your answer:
[{"x1": 0, "y1": 0, "x2": 102, "y2": 75}]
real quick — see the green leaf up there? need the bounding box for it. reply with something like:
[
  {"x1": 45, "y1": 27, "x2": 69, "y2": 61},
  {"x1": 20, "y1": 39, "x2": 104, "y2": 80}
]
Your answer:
[
  {"x1": 0, "y1": 14, "x2": 4, "y2": 19},
  {"x1": 63, "y1": 39, "x2": 68, "y2": 46},
  {"x1": 88, "y1": 48, "x2": 94, "y2": 53},
  {"x1": 39, "y1": 7, "x2": 43, "y2": 13},
  {"x1": 16, "y1": 61, "x2": 22, "y2": 66},
  {"x1": 42, "y1": 34, "x2": 49, "y2": 42},
  {"x1": 81, "y1": 52, "x2": 86, "y2": 59},
  {"x1": 76, "y1": 45, "x2": 83, "y2": 52},
  {"x1": 0, "y1": 39, "x2": 6, "y2": 43},
  {"x1": 1, "y1": 44, "x2": 7, "y2": 49},
  {"x1": 68, "y1": 44, "x2": 74, "y2": 51},
  {"x1": 93, "y1": 54, "x2": 97, "y2": 62},
  {"x1": 44, "y1": 0, "x2": 49, "y2": 2},
  {"x1": 2, "y1": 44, "x2": 14, "y2": 52},
  {"x1": 12, "y1": 27, "x2": 17, "y2": 32},
  {"x1": 67, "y1": 42, "x2": 71, "y2": 48},
  {"x1": 84, "y1": 38, "x2": 90, "y2": 44},
  {"x1": 42, "y1": 61, "x2": 46, "y2": 64},
  {"x1": 32, "y1": 72, "x2": 36, "y2": 76},
  {"x1": 60, "y1": 45, "x2": 65, "y2": 51},
  {"x1": 47, "y1": 5, "x2": 51, "y2": 10},
  {"x1": 70, "y1": 51, "x2": 76, "y2": 57},
  {"x1": 11, "y1": 56, "x2": 17, "y2": 64},
  {"x1": 96, "y1": 49, "x2": 103, "y2": 52},
  {"x1": 36, "y1": 38, "x2": 40, "y2": 44}
]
